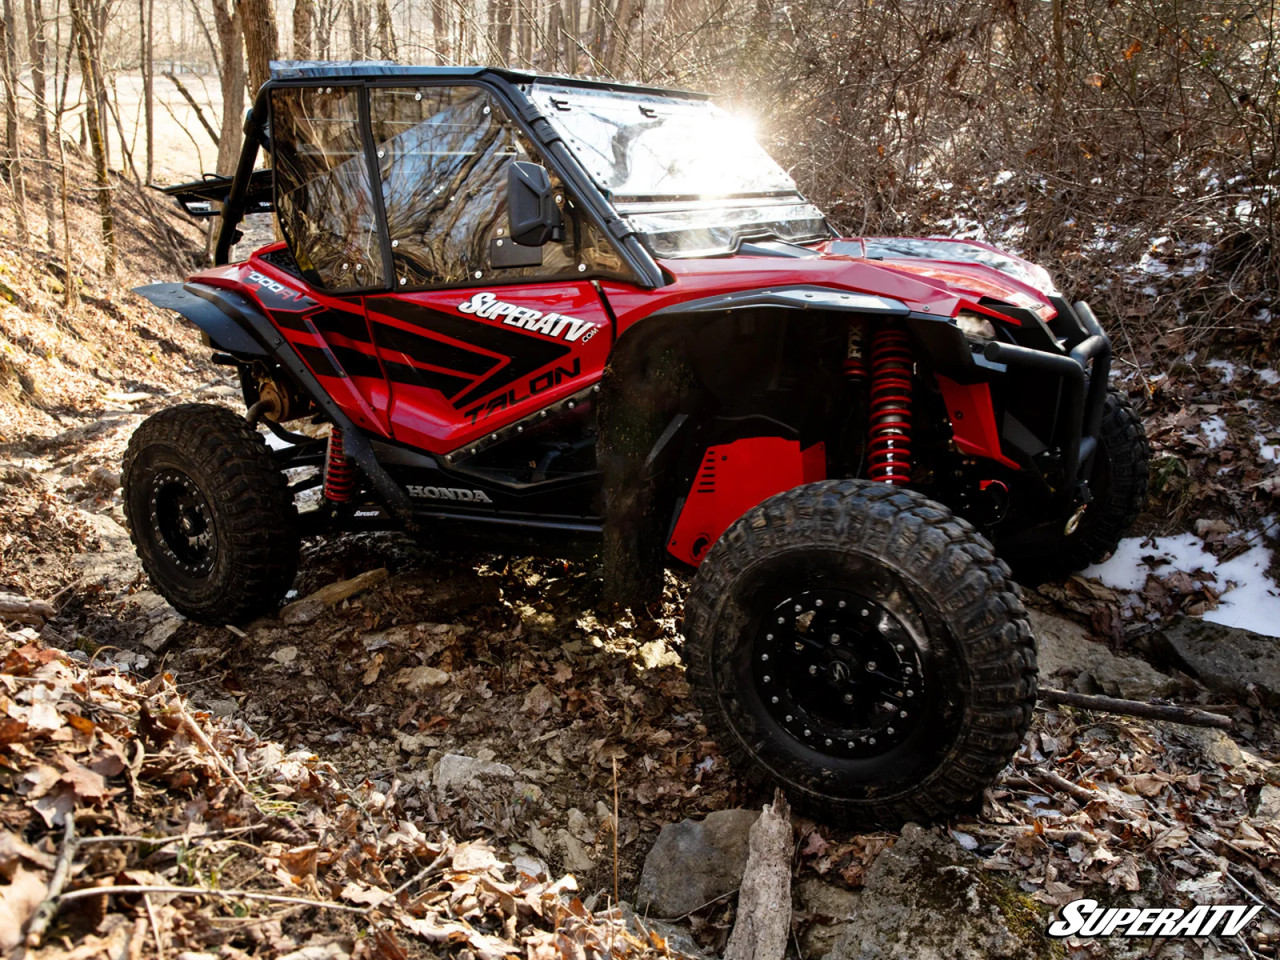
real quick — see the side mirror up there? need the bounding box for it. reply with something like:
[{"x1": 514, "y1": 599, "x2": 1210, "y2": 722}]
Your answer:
[{"x1": 507, "y1": 161, "x2": 564, "y2": 247}]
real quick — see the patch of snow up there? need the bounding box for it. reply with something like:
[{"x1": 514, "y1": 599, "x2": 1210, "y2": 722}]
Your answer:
[
  {"x1": 1142, "y1": 285, "x2": 1158, "y2": 296},
  {"x1": 1259, "y1": 434, "x2": 1280, "y2": 463},
  {"x1": 1085, "y1": 522, "x2": 1280, "y2": 638},
  {"x1": 1207, "y1": 359, "x2": 1236, "y2": 383},
  {"x1": 1200, "y1": 416, "x2": 1228, "y2": 448},
  {"x1": 993, "y1": 171, "x2": 1014, "y2": 186},
  {"x1": 1258, "y1": 368, "x2": 1279, "y2": 385}
]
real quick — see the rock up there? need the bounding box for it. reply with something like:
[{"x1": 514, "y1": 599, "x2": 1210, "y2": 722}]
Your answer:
[
  {"x1": 826, "y1": 823, "x2": 1053, "y2": 960},
  {"x1": 272, "y1": 645, "x2": 299, "y2": 665},
  {"x1": 1175, "y1": 726, "x2": 1244, "y2": 769},
  {"x1": 795, "y1": 879, "x2": 860, "y2": 958},
  {"x1": 141, "y1": 614, "x2": 183, "y2": 651},
  {"x1": 86, "y1": 465, "x2": 121, "y2": 492},
  {"x1": 556, "y1": 829, "x2": 595, "y2": 873},
  {"x1": 619, "y1": 903, "x2": 711, "y2": 960},
  {"x1": 1031, "y1": 609, "x2": 1177, "y2": 699},
  {"x1": 395, "y1": 665, "x2": 450, "y2": 692},
  {"x1": 638, "y1": 639, "x2": 680, "y2": 670},
  {"x1": 637, "y1": 808, "x2": 760, "y2": 918},
  {"x1": 433, "y1": 753, "x2": 517, "y2": 797},
  {"x1": 1157, "y1": 615, "x2": 1280, "y2": 705},
  {"x1": 279, "y1": 568, "x2": 388, "y2": 624}
]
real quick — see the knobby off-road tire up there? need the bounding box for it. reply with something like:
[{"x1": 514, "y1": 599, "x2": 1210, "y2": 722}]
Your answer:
[
  {"x1": 1010, "y1": 388, "x2": 1151, "y2": 583},
  {"x1": 683, "y1": 479, "x2": 1036, "y2": 828},
  {"x1": 122, "y1": 403, "x2": 299, "y2": 624}
]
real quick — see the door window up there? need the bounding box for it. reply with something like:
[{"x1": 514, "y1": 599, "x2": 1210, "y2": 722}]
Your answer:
[
  {"x1": 368, "y1": 85, "x2": 627, "y2": 288},
  {"x1": 271, "y1": 86, "x2": 386, "y2": 291}
]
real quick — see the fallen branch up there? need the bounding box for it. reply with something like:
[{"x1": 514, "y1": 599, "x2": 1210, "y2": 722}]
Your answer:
[
  {"x1": 1038, "y1": 687, "x2": 1233, "y2": 730},
  {"x1": 1, "y1": 592, "x2": 57, "y2": 625},
  {"x1": 54, "y1": 883, "x2": 370, "y2": 914},
  {"x1": 162, "y1": 72, "x2": 220, "y2": 147},
  {"x1": 724, "y1": 790, "x2": 791, "y2": 960},
  {"x1": 26, "y1": 814, "x2": 79, "y2": 946},
  {"x1": 1031, "y1": 768, "x2": 1102, "y2": 807}
]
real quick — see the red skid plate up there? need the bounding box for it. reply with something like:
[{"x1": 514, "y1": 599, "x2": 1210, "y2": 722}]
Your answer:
[{"x1": 668, "y1": 437, "x2": 827, "y2": 566}]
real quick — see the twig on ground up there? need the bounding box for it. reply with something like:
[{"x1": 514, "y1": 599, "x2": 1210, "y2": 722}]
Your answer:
[
  {"x1": 25, "y1": 814, "x2": 79, "y2": 946},
  {"x1": 164, "y1": 686, "x2": 255, "y2": 800},
  {"x1": 55, "y1": 884, "x2": 371, "y2": 914},
  {"x1": 1039, "y1": 688, "x2": 1233, "y2": 730},
  {"x1": 143, "y1": 893, "x2": 166, "y2": 960},
  {"x1": 1030, "y1": 768, "x2": 1101, "y2": 806}
]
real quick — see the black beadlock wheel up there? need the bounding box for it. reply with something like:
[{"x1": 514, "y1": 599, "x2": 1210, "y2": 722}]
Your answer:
[
  {"x1": 683, "y1": 479, "x2": 1037, "y2": 828},
  {"x1": 122, "y1": 403, "x2": 299, "y2": 624},
  {"x1": 1007, "y1": 388, "x2": 1151, "y2": 583}
]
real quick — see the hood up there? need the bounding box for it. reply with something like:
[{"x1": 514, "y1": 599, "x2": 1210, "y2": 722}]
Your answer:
[{"x1": 650, "y1": 237, "x2": 1059, "y2": 323}]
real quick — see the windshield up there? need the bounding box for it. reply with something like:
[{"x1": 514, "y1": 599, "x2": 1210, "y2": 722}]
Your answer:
[{"x1": 529, "y1": 83, "x2": 830, "y2": 257}]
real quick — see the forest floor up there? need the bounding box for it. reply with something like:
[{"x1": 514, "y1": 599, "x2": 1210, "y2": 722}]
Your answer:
[{"x1": 2, "y1": 130, "x2": 1280, "y2": 959}]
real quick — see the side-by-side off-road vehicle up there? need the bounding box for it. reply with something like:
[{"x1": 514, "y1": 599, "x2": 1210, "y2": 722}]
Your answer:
[{"x1": 128, "y1": 62, "x2": 1150, "y2": 826}]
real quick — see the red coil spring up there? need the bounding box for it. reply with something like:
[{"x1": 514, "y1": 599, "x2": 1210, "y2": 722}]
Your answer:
[
  {"x1": 324, "y1": 427, "x2": 354, "y2": 502},
  {"x1": 867, "y1": 327, "x2": 914, "y2": 486}
]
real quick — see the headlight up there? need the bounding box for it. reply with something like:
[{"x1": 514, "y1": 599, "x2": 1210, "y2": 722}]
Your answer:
[{"x1": 955, "y1": 311, "x2": 997, "y2": 341}]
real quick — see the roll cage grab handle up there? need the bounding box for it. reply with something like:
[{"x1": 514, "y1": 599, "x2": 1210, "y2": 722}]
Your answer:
[{"x1": 214, "y1": 74, "x2": 667, "y2": 289}]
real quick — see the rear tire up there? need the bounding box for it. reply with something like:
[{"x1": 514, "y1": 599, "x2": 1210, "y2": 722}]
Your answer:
[
  {"x1": 122, "y1": 403, "x2": 299, "y2": 624},
  {"x1": 1007, "y1": 388, "x2": 1150, "y2": 583},
  {"x1": 683, "y1": 479, "x2": 1036, "y2": 828}
]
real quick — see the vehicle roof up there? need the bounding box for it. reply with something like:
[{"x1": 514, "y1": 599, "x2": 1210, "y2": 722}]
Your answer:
[{"x1": 267, "y1": 60, "x2": 710, "y2": 100}]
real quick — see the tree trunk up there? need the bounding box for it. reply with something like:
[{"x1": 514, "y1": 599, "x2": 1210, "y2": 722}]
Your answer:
[
  {"x1": 374, "y1": 0, "x2": 393, "y2": 59},
  {"x1": 543, "y1": 1, "x2": 560, "y2": 71},
  {"x1": 517, "y1": 0, "x2": 531, "y2": 66},
  {"x1": 1, "y1": 0, "x2": 29, "y2": 243},
  {"x1": 212, "y1": 0, "x2": 244, "y2": 176},
  {"x1": 565, "y1": 0, "x2": 578, "y2": 73},
  {"x1": 588, "y1": 0, "x2": 606, "y2": 69},
  {"x1": 23, "y1": 0, "x2": 54, "y2": 247},
  {"x1": 292, "y1": 0, "x2": 313, "y2": 57},
  {"x1": 238, "y1": 0, "x2": 278, "y2": 98},
  {"x1": 68, "y1": 0, "x2": 115, "y2": 276},
  {"x1": 141, "y1": 0, "x2": 154, "y2": 183},
  {"x1": 430, "y1": 0, "x2": 447, "y2": 62},
  {"x1": 602, "y1": 0, "x2": 639, "y2": 76}
]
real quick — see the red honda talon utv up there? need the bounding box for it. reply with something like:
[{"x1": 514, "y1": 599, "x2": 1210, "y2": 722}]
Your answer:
[{"x1": 128, "y1": 62, "x2": 1149, "y2": 826}]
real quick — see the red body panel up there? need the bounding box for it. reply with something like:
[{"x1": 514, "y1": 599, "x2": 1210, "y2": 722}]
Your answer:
[
  {"x1": 193, "y1": 236, "x2": 1050, "y2": 464},
  {"x1": 668, "y1": 437, "x2": 827, "y2": 565},
  {"x1": 935, "y1": 375, "x2": 1020, "y2": 471}
]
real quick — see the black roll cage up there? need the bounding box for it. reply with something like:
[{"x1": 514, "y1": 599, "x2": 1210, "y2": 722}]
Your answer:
[{"x1": 206, "y1": 65, "x2": 670, "y2": 288}]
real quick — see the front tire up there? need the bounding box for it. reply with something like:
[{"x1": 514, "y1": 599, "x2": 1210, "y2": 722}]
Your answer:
[
  {"x1": 122, "y1": 403, "x2": 299, "y2": 624},
  {"x1": 683, "y1": 480, "x2": 1036, "y2": 828},
  {"x1": 1007, "y1": 388, "x2": 1150, "y2": 583}
]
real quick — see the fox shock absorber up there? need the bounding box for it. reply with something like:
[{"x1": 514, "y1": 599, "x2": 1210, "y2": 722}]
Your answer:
[
  {"x1": 323, "y1": 427, "x2": 355, "y2": 502},
  {"x1": 867, "y1": 326, "x2": 913, "y2": 485},
  {"x1": 843, "y1": 321, "x2": 868, "y2": 380}
]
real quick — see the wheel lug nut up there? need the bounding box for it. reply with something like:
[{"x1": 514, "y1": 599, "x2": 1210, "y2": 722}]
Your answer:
[
  {"x1": 815, "y1": 599, "x2": 823, "y2": 607},
  {"x1": 866, "y1": 661, "x2": 877, "y2": 671},
  {"x1": 761, "y1": 653, "x2": 770, "y2": 661},
  {"x1": 763, "y1": 675, "x2": 771, "y2": 683},
  {"x1": 830, "y1": 634, "x2": 840, "y2": 644},
  {"x1": 896, "y1": 644, "x2": 905, "y2": 652},
  {"x1": 825, "y1": 738, "x2": 833, "y2": 746},
  {"x1": 887, "y1": 727, "x2": 895, "y2": 735},
  {"x1": 766, "y1": 634, "x2": 774, "y2": 642},
  {"x1": 905, "y1": 667, "x2": 914, "y2": 675},
  {"x1": 860, "y1": 608, "x2": 869, "y2": 617},
  {"x1": 868, "y1": 737, "x2": 876, "y2": 745},
  {"x1": 794, "y1": 604, "x2": 802, "y2": 612},
  {"x1": 838, "y1": 600, "x2": 847, "y2": 608},
  {"x1": 804, "y1": 729, "x2": 811, "y2": 737},
  {"x1": 785, "y1": 714, "x2": 793, "y2": 722},
  {"x1": 843, "y1": 693, "x2": 854, "y2": 704},
  {"x1": 900, "y1": 710, "x2": 908, "y2": 717},
  {"x1": 778, "y1": 617, "x2": 785, "y2": 624},
  {"x1": 771, "y1": 696, "x2": 779, "y2": 704},
  {"x1": 906, "y1": 690, "x2": 915, "y2": 698}
]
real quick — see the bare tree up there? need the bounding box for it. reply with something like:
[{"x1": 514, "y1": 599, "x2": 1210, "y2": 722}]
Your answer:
[
  {"x1": 1, "y1": 0, "x2": 29, "y2": 242},
  {"x1": 23, "y1": 0, "x2": 54, "y2": 246},
  {"x1": 69, "y1": 0, "x2": 116, "y2": 275},
  {"x1": 212, "y1": 0, "x2": 244, "y2": 175},
  {"x1": 293, "y1": 0, "x2": 314, "y2": 58},
  {"x1": 238, "y1": 0, "x2": 278, "y2": 97},
  {"x1": 140, "y1": 0, "x2": 154, "y2": 182}
]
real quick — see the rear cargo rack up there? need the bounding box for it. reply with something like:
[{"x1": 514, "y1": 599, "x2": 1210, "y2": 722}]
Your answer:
[{"x1": 158, "y1": 169, "x2": 273, "y2": 218}]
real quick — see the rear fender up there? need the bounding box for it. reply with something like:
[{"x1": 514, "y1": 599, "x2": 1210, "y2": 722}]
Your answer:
[{"x1": 133, "y1": 282, "x2": 270, "y2": 358}]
